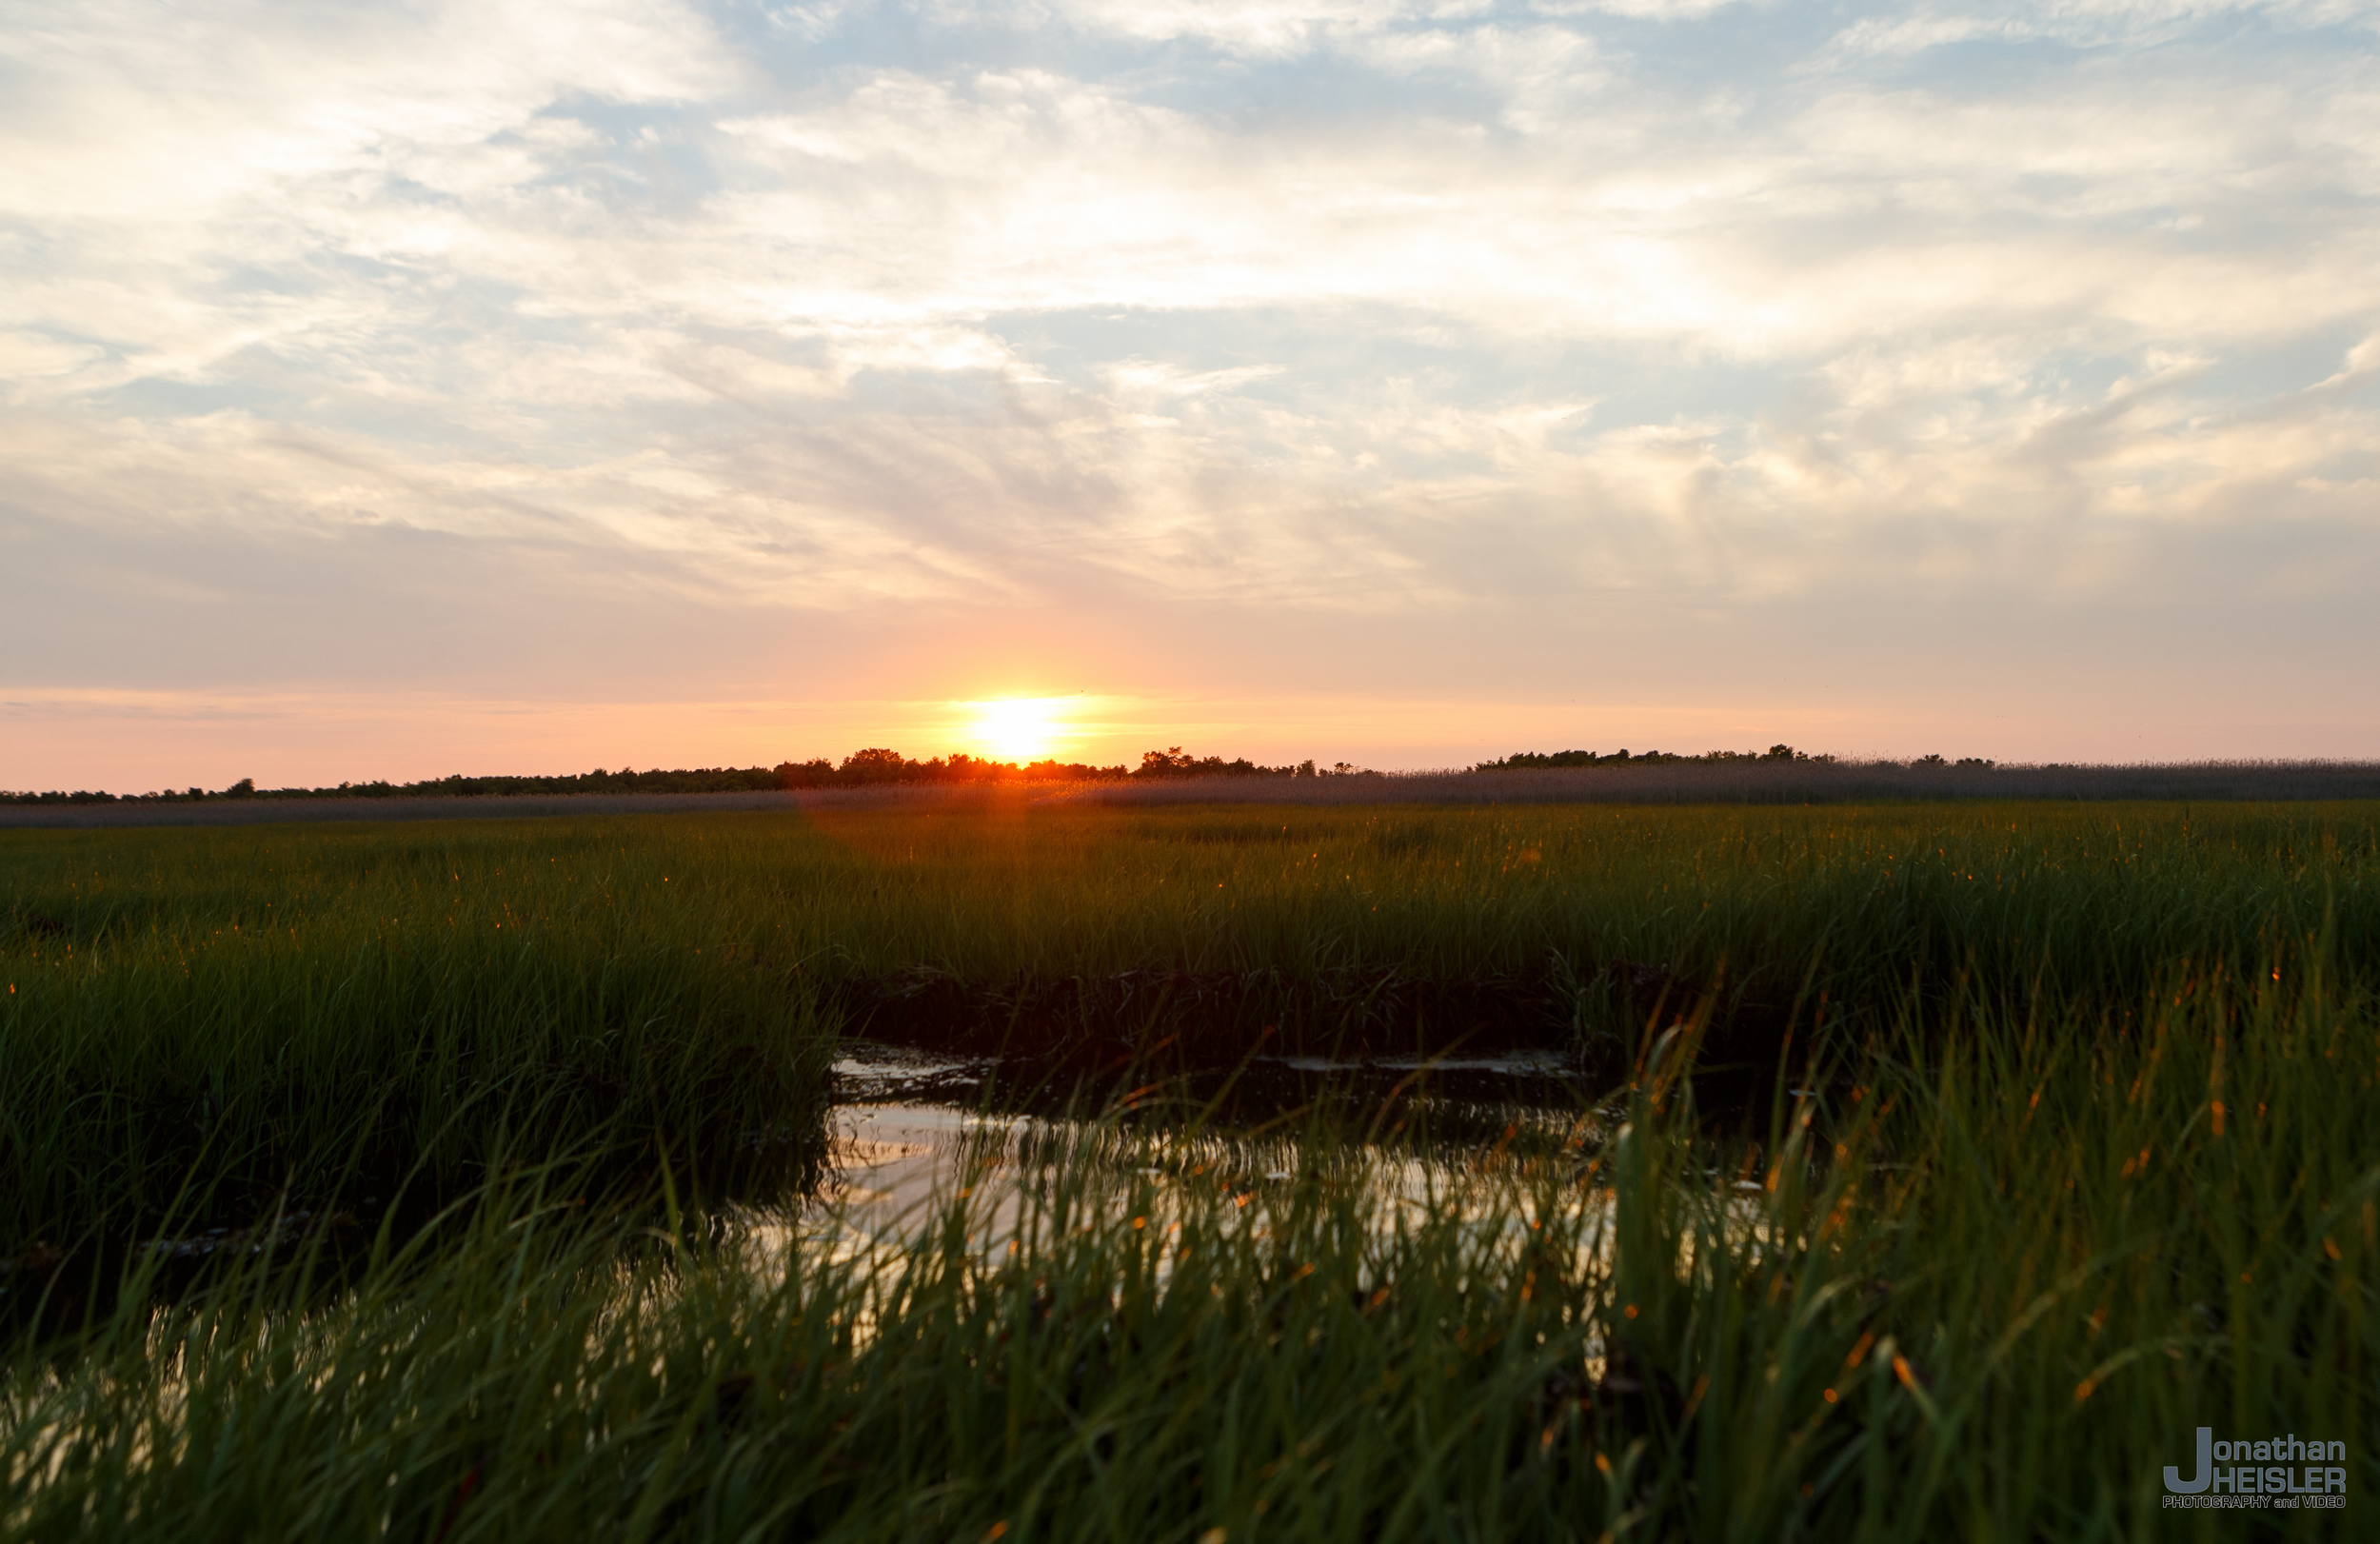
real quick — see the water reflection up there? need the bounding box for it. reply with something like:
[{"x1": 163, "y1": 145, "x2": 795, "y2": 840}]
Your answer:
[
  {"x1": 800, "y1": 1042, "x2": 1621, "y2": 1262},
  {"x1": 744, "y1": 1041, "x2": 1811, "y2": 1417}
]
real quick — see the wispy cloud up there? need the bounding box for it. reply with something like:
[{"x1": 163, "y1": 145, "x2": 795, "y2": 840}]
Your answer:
[{"x1": 3, "y1": 0, "x2": 2376, "y2": 782}]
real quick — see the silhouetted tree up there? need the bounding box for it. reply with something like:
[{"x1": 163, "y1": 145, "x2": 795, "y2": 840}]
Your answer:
[{"x1": 841, "y1": 748, "x2": 913, "y2": 783}]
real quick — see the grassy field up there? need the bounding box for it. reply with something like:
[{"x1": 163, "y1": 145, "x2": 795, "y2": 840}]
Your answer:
[
  {"x1": 0, "y1": 816, "x2": 840, "y2": 1262},
  {"x1": 3, "y1": 799, "x2": 2376, "y2": 1538}
]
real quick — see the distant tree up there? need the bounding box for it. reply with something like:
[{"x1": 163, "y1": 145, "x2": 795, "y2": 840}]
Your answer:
[
  {"x1": 1135, "y1": 747, "x2": 1190, "y2": 777},
  {"x1": 1477, "y1": 749, "x2": 1603, "y2": 770},
  {"x1": 841, "y1": 748, "x2": 912, "y2": 783},
  {"x1": 225, "y1": 778, "x2": 256, "y2": 798},
  {"x1": 1914, "y1": 754, "x2": 1948, "y2": 767}
]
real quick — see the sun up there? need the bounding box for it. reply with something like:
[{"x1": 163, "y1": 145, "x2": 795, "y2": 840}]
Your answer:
[{"x1": 966, "y1": 697, "x2": 1067, "y2": 762}]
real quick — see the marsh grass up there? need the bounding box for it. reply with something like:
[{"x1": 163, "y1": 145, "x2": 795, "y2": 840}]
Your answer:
[
  {"x1": 3, "y1": 801, "x2": 2376, "y2": 1538},
  {"x1": 0, "y1": 820, "x2": 835, "y2": 1260},
  {"x1": 7, "y1": 799, "x2": 2377, "y2": 1241},
  {"x1": 4, "y1": 951, "x2": 2371, "y2": 1540}
]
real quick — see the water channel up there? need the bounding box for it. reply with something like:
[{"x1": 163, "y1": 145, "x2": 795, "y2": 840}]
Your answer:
[{"x1": 786, "y1": 1042, "x2": 1631, "y2": 1278}]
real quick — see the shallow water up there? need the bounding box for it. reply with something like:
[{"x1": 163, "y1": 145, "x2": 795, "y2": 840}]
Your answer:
[{"x1": 801, "y1": 1042, "x2": 1618, "y2": 1253}]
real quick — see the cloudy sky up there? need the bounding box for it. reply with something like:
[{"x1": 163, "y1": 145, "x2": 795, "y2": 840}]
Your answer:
[{"x1": 5, "y1": 0, "x2": 2377, "y2": 788}]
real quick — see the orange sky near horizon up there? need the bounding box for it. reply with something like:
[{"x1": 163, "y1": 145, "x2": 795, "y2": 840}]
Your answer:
[{"x1": 6, "y1": 683, "x2": 2368, "y2": 796}]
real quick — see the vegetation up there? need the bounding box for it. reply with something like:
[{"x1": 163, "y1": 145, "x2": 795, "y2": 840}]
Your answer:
[
  {"x1": 3, "y1": 742, "x2": 1335, "y2": 806},
  {"x1": 0, "y1": 819, "x2": 835, "y2": 1262},
  {"x1": 0, "y1": 742, "x2": 1326, "y2": 804},
  {"x1": 1, "y1": 765, "x2": 799, "y2": 805},
  {"x1": 25, "y1": 751, "x2": 2380, "y2": 813},
  {"x1": 1475, "y1": 744, "x2": 2012, "y2": 771},
  {"x1": 5, "y1": 963, "x2": 2372, "y2": 1540},
  {"x1": 775, "y1": 750, "x2": 1131, "y2": 789},
  {"x1": 8, "y1": 800, "x2": 2378, "y2": 1232},
  {"x1": 1033, "y1": 760, "x2": 2380, "y2": 810},
  {"x1": 1476, "y1": 742, "x2": 1836, "y2": 769},
  {"x1": 3, "y1": 798, "x2": 2375, "y2": 1537}
]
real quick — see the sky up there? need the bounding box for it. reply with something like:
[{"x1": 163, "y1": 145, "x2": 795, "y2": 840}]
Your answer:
[{"x1": 5, "y1": 0, "x2": 2378, "y2": 790}]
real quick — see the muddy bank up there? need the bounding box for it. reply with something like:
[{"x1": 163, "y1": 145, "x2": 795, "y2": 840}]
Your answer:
[
  {"x1": 848, "y1": 964, "x2": 1572, "y2": 1060},
  {"x1": 836, "y1": 959, "x2": 1801, "y2": 1113},
  {"x1": 828, "y1": 1040, "x2": 1616, "y2": 1143}
]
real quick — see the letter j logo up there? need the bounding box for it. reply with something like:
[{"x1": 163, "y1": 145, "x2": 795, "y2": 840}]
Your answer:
[{"x1": 2166, "y1": 1428, "x2": 2212, "y2": 1494}]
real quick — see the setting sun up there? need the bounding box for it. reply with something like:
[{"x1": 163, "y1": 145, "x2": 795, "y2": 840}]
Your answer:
[{"x1": 965, "y1": 697, "x2": 1068, "y2": 762}]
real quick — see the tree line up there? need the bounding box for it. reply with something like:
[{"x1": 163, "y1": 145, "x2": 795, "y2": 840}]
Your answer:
[
  {"x1": 0, "y1": 745, "x2": 1371, "y2": 804},
  {"x1": 8, "y1": 743, "x2": 2020, "y2": 804},
  {"x1": 1475, "y1": 743, "x2": 1833, "y2": 769},
  {"x1": 1471, "y1": 745, "x2": 1993, "y2": 770}
]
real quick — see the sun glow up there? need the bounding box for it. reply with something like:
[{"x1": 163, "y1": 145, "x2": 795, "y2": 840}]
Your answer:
[{"x1": 965, "y1": 697, "x2": 1069, "y2": 762}]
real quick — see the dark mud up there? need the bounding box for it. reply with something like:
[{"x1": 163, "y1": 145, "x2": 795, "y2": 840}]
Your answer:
[
  {"x1": 830, "y1": 1041, "x2": 1615, "y2": 1150},
  {"x1": 838, "y1": 958, "x2": 1803, "y2": 1118},
  {"x1": 846, "y1": 961, "x2": 1662, "y2": 1059}
]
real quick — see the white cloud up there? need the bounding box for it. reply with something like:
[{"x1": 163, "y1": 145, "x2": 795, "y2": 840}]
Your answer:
[
  {"x1": 4, "y1": 0, "x2": 2379, "y2": 770},
  {"x1": 990, "y1": 1, "x2": 1485, "y2": 57},
  {"x1": 1827, "y1": 0, "x2": 2380, "y2": 57}
]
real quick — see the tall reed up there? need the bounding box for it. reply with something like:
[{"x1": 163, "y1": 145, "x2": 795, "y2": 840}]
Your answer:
[
  {"x1": 6, "y1": 949, "x2": 2370, "y2": 1539},
  {"x1": 0, "y1": 819, "x2": 835, "y2": 1252}
]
